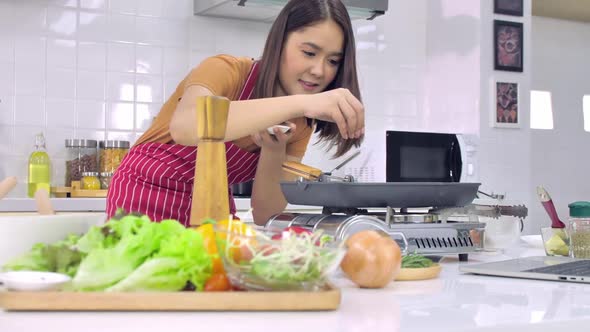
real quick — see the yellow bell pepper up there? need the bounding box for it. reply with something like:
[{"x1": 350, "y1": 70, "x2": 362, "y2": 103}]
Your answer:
[
  {"x1": 216, "y1": 218, "x2": 255, "y2": 235},
  {"x1": 195, "y1": 222, "x2": 224, "y2": 274}
]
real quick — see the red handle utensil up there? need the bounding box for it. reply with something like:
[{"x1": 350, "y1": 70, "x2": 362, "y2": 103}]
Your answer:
[{"x1": 536, "y1": 186, "x2": 566, "y2": 228}]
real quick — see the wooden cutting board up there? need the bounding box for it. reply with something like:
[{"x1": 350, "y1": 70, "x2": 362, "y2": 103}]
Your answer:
[{"x1": 0, "y1": 287, "x2": 341, "y2": 311}]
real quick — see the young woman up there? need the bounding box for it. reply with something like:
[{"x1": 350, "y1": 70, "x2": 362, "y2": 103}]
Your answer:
[{"x1": 106, "y1": 0, "x2": 364, "y2": 226}]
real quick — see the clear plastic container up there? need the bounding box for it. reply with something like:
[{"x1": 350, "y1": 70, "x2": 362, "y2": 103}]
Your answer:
[
  {"x1": 568, "y1": 201, "x2": 590, "y2": 259},
  {"x1": 81, "y1": 172, "x2": 101, "y2": 190},
  {"x1": 99, "y1": 140, "x2": 130, "y2": 173},
  {"x1": 100, "y1": 172, "x2": 113, "y2": 190},
  {"x1": 65, "y1": 139, "x2": 98, "y2": 186}
]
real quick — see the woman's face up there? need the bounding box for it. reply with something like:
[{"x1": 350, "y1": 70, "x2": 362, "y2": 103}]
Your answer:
[{"x1": 276, "y1": 19, "x2": 344, "y2": 96}]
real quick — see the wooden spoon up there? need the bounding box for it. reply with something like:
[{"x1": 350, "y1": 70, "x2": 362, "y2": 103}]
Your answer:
[
  {"x1": 34, "y1": 189, "x2": 55, "y2": 215},
  {"x1": 0, "y1": 176, "x2": 17, "y2": 200}
]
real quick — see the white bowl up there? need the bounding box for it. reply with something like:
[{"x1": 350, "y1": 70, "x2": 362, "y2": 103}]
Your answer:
[
  {"x1": 0, "y1": 271, "x2": 71, "y2": 291},
  {"x1": 266, "y1": 125, "x2": 291, "y2": 135},
  {"x1": 0, "y1": 213, "x2": 105, "y2": 266}
]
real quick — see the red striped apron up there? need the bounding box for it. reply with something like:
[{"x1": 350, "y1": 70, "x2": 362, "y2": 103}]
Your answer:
[{"x1": 106, "y1": 62, "x2": 260, "y2": 226}]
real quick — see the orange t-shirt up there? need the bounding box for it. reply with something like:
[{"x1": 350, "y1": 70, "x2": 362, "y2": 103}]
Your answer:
[{"x1": 135, "y1": 54, "x2": 313, "y2": 159}]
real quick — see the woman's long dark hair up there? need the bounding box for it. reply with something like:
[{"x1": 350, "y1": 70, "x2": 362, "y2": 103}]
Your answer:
[{"x1": 251, "y1": 0, "x2": 362, "y2": 158}]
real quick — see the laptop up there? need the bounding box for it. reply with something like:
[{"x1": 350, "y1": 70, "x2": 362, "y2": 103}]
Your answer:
[{"x1": 459, "y1": 256, "x2": 590, "y2": 283}]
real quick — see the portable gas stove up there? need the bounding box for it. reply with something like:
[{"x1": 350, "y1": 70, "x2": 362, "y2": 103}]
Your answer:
[
  {"x1": 266, "y1": 206, "x2": 487, "y2": 261},
  {"x1": 271, "y1": 160, "x2": 529, "y2": 261}
]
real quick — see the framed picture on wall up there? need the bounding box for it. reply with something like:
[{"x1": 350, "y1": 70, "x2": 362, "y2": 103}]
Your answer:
[
  {"x1": 494, "y1": 20, "x2": 523, "y2": 72},
  {"x1": 493, "y1": 81, "x2": 520, "y2": 128},
  {"x1": 494, "y1": 0, "x2": 524, "y2": 17}
]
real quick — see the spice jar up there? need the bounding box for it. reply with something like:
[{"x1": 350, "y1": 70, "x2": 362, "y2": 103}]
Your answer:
[
  {"x1": 65, "y1": 139, "x2": 98, "y2": 186},
  {"x1": 81, "y1": 172, "x2": 101, "y2": 190},
  {"x1": 99, "y1": 140, "x2": 130, "y2": 173},
  {"x1": 568, "y1": 201, "x2": 590, "y2": 258},
  {"x1": 100, "y1": 172, "x2": 113, "y2": 189}
]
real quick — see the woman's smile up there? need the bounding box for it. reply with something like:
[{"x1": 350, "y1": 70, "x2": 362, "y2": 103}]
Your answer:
[{"x1": 298, "y1": 79, "x2": 319, "y2": 92}]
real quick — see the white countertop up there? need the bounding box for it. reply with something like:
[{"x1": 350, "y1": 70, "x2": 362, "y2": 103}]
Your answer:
[
  {"x1": 2, "y1": 242, "x2": 590, "y2": 332},
  {"x1": 0, "y1": 198, "x2": 319, "y2": 213}
]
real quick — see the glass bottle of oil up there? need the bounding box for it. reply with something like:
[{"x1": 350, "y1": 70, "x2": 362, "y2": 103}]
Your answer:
[{"x1": 28, "y1": 133, "x2": 51, "y2": 198}]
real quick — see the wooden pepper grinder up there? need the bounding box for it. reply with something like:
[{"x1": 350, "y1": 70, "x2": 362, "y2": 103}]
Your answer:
[{"x1": 189, "y1": 96, "x2": 231, "y2": 227}]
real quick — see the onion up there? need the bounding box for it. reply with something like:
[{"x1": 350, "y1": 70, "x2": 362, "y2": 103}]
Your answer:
[{"x1": 340, "y1": 230, "x2": 402, "y2": 288}]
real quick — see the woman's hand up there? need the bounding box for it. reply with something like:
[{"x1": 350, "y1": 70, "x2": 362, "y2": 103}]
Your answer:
[
  {"x1": 252, "y1": 121, "x2": 296, "y2": 154},
  {"x1": 303, "y1": 88, "x2": 364, "y2": 140}
]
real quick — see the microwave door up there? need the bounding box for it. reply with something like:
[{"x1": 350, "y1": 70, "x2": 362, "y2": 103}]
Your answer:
[
  {"x1": 386, "y1": 131, "x2": 460, "y2": 183},
  {"x1": 449, "y1": 138, "x2": 463, "y2": 182}
]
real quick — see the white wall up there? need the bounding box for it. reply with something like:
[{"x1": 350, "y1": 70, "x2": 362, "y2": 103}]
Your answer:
[
  {"x1": 477, "y1": 0, "x2": 534, "y2": 233},
  {"x1": 0, "y1": 0, "x2": 268, "y2": 195},
  {"x1": 529, "y1": 17, "x2": 590, "y2": 232}
]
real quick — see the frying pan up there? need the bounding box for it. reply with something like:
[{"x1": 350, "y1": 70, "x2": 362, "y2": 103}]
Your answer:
[{"x1": 280, "y1": 181, "x2": 481, "y2": 208}]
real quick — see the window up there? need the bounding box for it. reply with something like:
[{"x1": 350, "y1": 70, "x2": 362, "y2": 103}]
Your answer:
[
  {"x1": 584, "y1": 95, "x2": 590, "y2": 132},
  {"x1": 530, "y1": 90, "x2": 553, "y2": 130}
]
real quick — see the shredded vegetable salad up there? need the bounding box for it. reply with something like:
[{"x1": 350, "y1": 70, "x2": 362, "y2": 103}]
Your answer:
[{"x1": 218, "y1": 228, "x2": 343, "y2": 290}]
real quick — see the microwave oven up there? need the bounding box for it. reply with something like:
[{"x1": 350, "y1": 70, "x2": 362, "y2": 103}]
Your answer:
[{"x1": 386, "y1": 131, "x2": 463, "y2": 182}]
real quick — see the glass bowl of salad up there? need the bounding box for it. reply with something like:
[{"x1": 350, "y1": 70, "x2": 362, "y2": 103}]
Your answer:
[{"x1": 214, "y1": 225, "x2": 345, "y2": 291}]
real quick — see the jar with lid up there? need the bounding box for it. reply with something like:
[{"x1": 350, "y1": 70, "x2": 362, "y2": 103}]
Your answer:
[
  {"x1": 99, "y1": 140, "x2": 130, "y2": 173},
  {"x1": 568, "y1": 201, "x2": 590, "y2": 258},
  {"x1": 81, "y1": 172, "x2": 101, "y2": 190},
  {"x1": 100, "y1": 172, "x2": 113, "y2": 189},
  {"x1": 65, "y1": 139, "x2": 98, "y2": 186}
]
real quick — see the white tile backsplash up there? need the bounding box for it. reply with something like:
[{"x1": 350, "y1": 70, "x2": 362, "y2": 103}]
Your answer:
[
  {"x1": 0, "y1": 125, "x2": 14, "y2": 155},
  {"x1": 107, "y1": 13, "x2": 135, "y2": 43},
  {"x1": 78, "y1": 41, "x2": 106, "y2": 70},
  {"x1": 107, "y1": 42, "x2": 135, "y2": 72},
  {"x1": 161, "y1": 0, "x2": 191, "y2": 19},
  {"x1": 14, "y1": 37, "x2": 46, "y2": 65},
  {"x1": 135, "y1": 74, "x2": 162, "y2": 103},
  {"x1": 76, "y1": 100, "x2": 106, "y2": 129},
  {"x1": 47, "y1": 39, "x2": 77, "y2": 68},
  {"x1": 106, "y1": 102, "x2": 134, "y2": 130},
  {"x1": 137, "y1": 0, "x2": 162, "y2": 18},
  {"x1": 46, "y1": 98, "x2": 76, "y2": 128},
  {"x1": 136, "y1": 45, "x2": 162, "y2": 74},
  {"x1": 108, "y1": 0, "x2": 137, "y2": 15},
  {"x1": 76, "y1": 70, "x2": 106, "y2": 100},
  {"x1": 0, "y1": 3, "x2": 16, "y2": 30},
  {"x1": 14, "y1": 96, "x2": 45, "y2": 127},
  {"x1": 0, "y1": 96, "x2": 15, "y2": 126},
  {"x1": 0, "y1": 30, "x2": 15, "y2": 63},
  {"x1": 0, "y1": 62, "x2": 15, "y2": 95},
  {"x1": 13, "y1": 4, "x2": 47, "y2": 36},
  {"x1": 163, "y1": 74, "x2": 183, "y2": 100},
  {"x1": 135, "y1": 102, "x2": 160, "y2": 131},
  {"x1": 106, "y1": 72, "x2": 135, "y2": 101},
  {"x1": 163, "y1": 47, "x2": 188, "y2": 74},
  {"x1": 46, "y1": 68, "x2": 76, "y2": 99},
  {"x1": 47, "y1": 0, "x2": 78, "y2": 8},
  {"x1": 46, "y1": 7, "x2": 77, "y2": 38},
  {"x1": 80, "y1": 0, "x2": 107, "y2": 11},
  {"x1": 14, "y1": 62, "x2": 45, "y2": 96},
  {"x1": 78, "y1": 12, "x2": 107, "y2": 41}
]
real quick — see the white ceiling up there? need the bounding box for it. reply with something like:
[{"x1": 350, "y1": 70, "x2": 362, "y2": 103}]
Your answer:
[{"x1": 533, "y1": 0, "x2": 590, "y2": 23}]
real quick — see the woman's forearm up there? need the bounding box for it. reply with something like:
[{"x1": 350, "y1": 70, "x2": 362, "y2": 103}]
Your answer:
[
  {"x1": 250, "y1": 149, "x2": 288, "y2": 225},
  {"x1": 170, "y1": 85, "x2": 307, "y2": 146}
]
